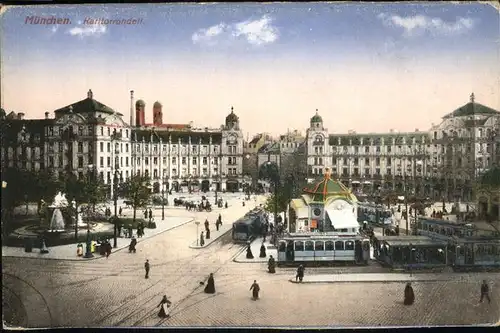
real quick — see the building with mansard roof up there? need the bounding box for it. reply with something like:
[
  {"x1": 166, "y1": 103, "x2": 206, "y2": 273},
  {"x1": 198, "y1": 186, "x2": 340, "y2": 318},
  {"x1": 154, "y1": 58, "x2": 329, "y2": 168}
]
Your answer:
[
  {"x1": 306, "y1": 93, "x2": 500, "y2": 202},
  {"x1": 1, "y1": 89, "x2": 245, "y2": 195}
]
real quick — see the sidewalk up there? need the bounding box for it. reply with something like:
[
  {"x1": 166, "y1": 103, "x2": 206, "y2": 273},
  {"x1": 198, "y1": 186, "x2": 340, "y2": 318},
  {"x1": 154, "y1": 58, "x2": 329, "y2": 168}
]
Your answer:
[
  {"x1": 2, "y1": 216, "x2": 193, "y2": 261},
  {"x1": 189, "y1": 224, "x2": 233, "y2": 249},
  {"x1": 287, "y1": 272, "x2": 484, "y2": 284},
  {"x1": 233, "y1": 236, "x2": 278, "y2": 263}
]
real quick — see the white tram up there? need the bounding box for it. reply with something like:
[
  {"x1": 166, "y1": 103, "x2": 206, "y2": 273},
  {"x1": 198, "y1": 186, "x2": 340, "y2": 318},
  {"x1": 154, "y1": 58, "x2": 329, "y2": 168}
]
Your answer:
[{"x1": 277, "y1": 234, "x2": 371, "y2": 265}]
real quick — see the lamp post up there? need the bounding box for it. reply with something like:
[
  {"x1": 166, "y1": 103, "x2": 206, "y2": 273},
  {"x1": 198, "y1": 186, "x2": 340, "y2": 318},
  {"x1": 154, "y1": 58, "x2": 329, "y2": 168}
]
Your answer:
[
  {"x1": 84, "y1": 165, "x2": 95, "y2": 258},
  {"x1": 161, "y1": 186, "x2": 165, "y2": 221},
  {"x1": 72, "y1": 198, "x2": 78, "y2": 240},
  {"x1": 112, "y1": 170, "x2": 119, "y2": 248},
  {"x1": 266, "y1": 161, "x2": 279, "y2": 225},
  {"x1": 195, "y1": 220, "x2": 200, "y2": 246}
]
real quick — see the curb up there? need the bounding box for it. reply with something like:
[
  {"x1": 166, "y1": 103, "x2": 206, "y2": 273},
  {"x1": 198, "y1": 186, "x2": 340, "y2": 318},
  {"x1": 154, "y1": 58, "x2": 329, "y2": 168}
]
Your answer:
[
  {"x1": 2, "y1": 218, "x2": 194, "y2": 262},
  {"x1": 189, "y1": 228, "x2": 232, "y2": 249},
  {"x1": 288, "y1": 278, "x2": 448, "y2": 284}
]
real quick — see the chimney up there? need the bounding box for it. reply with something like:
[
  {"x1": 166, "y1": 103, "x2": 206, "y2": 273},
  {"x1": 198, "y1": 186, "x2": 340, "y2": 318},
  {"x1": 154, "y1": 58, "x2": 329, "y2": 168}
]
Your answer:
[
  {"x1": 17, "y1": 112, "x2": 25, "y2": 120},
  {"x1": 87, "y1": 89, "x2": 93, "y2": 99},
  {"x1": 45, "y1": 112, "x2": 49, "y2": 119},
  {"x1": 130, "y1": 90, "x2": 134, "y2": 127}
]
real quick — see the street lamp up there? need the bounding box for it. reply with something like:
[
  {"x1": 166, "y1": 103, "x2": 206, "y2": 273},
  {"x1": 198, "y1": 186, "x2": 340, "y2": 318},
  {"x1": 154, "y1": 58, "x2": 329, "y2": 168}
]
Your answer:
[
  {"x1": 112, "y1": 170, "x2": 120, "y2": 248},
  {"x1": 84, "y1": 165, "x2": 95, "y2": 258},
  {"x1": 161, "y1": 185, "x2": 165, "y2": 221},
  {"x1": 195, "y1": 220, "x2": 200, "y2": 246},
  {"x1": 266, "y1": 161, "x2": 280, "y2": 225}
]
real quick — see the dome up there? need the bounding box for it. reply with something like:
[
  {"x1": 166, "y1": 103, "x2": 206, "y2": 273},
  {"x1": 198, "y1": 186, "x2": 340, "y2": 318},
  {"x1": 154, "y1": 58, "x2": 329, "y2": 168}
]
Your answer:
[
  {"x1": 153, "y1": 101, "x2": 162, "y2": 108},
  {"x1": 225, "y1": 106, "x2": 239, "y2": 124},
  {"x1": 136, "y1": 100, "x2": 145, "y2": 107},
  {"x1": 303, "y1": 170, "x2": 356, "y2": 203},
  {"x1": 310, "y1": 109, "x2": 322, "y2": 123}
]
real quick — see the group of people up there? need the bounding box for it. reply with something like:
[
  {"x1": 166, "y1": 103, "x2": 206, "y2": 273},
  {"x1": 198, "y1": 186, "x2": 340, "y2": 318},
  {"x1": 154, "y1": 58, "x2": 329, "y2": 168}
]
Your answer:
[
  {"x1": 97, "y1": 239, "x2": 113, "y2": 258},
  {"x1": 199, "y1": 214, "x2": 223, "y2": 247}
]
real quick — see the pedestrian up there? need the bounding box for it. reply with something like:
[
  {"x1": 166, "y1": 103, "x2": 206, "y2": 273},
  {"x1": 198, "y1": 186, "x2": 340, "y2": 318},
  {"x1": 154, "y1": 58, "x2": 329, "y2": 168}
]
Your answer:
[
  {"x1": 250, "y1": 280, "x2": 260, "y2": 300},
  {"x1": 200, "y1": 231, "x2": 205, "y2": 247},
  {"x1": 218, "y1": 214, "x2": 222, "y2": 225},
  {"x1": 204, "y1": 273, "x2": 216, "y2": 294},
  {"x1": 206, "y1": 228, "x2": 211, "y2": 240},
  {"x1": 157, "y1": 295, "x2": 172, "y2": 318},
  {"x1": 404, "y1": 282, "x2": 415, "y2": 305},
  {"x1": 204, "y1": 218, "x2": 209, "y2": 232},
  {"x1": 119, "y1": 206, "x2": 123, "y2": 216},
  {"x1": 148, "y1": 209, "x2": 153, "y2": 221},
  {"x1": 145, "y1": 259, "x2": 150, "y2": 279},
  {"x1": 246, "y1": 243, "x2": 254, "y2": 259},
  {"x1": 480, "y1": 280, "x2": 491, "y2": 304},
  {"x1": 144, "y1": 210, "x2": 148, "y2": 219},
  {"x1": 216, "y1": 221, "x2": 220, "y2": 231},
  {"x1": 296, "y1": 264, "x2": 305, "y2": 282},
  {"x1": 105, "y1": 241, "x2": 112, "y2": 258},
  {"x1": 259, "y1": 242, "x2": 266, "y2": 258}
]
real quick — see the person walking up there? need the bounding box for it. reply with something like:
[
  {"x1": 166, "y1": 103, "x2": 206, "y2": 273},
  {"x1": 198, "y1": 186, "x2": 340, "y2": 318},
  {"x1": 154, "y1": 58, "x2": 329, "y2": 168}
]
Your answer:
[
  {"x1": 480, "y1": 280, "x2": 491, "y2": 304},
  {"x1": 145, "y1": 259, "x2": 150, "y2": 279},
  {"x1": 296, "y1": 265, "x2": 305, "y2": 282},
  {"x1": 250, "y1": 280, "x2": 260, "y2": 300},
  {"x1": 157, "y1": 295, "x2": 172, "y2": 318}
]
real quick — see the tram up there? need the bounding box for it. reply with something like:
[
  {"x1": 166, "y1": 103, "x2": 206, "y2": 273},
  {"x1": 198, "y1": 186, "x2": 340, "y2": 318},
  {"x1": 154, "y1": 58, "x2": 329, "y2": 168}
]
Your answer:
[
  {"x1": 357, "y1": 202, "x2": 393, "y2": 226},
  {"x1": 232, "y1": 208, "x2": 266, "y2": 243},
  {"x1": 277, "y1": 233, "x2": 371, "y2": 265}
]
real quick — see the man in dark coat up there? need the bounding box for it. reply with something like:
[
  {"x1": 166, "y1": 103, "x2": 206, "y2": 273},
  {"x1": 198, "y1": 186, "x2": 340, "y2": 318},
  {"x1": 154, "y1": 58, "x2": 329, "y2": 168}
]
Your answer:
[
  {"x1": 204, "y1": 219, "x2": 209, "y2": 232},
  {"x1": 480, "y1": 280, "x2": 491, "y2": 304},
  {"x1": 144, "y1": 259, "x2": 150, "y2": 279},
  {"x1": 296, "y1": 265, "x2": 305, "y2": 282},
  {"x1": 206, "y1": 228, "x2": 211, "y2": 240},
  {"x1": 250, "y1": 280, "x2": 260, "y2": 300},
  {"x1": 144, "y1": 210, "x2": 148, "y2": 219},
  {"x1": 404, "y1": 282, "x2": 415, "y2": 305},
  {"x1": 204, "y1": 273, "x2": 216, "y2": 294},
  {"x1": 218, "y1": 214, "x2": 222, "y2": 225},
  {"x1": 200, "y1": 231, "x2": 205, "y2": 246},
  {"x1": 148, "y1": 209, "x2": 153, "y2": 221},
  {"x1": 259, "y1": 243, "x2": 266, "y2": 258},
  {"x1": 268, "y1": 255, "x2": 276, "y2": 273}
]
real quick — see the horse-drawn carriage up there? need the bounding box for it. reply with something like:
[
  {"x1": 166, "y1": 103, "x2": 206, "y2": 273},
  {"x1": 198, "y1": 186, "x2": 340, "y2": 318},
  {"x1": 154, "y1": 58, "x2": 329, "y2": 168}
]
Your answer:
[{"x1": 173, "y1": 197, "x2": 186, "y2": 207}]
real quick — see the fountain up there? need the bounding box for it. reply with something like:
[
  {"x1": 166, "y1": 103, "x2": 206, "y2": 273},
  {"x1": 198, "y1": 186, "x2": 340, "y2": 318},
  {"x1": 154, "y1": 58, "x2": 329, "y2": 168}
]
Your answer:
[{"x1": 48, "y1": 208, "x2": 65, "y2": 232}]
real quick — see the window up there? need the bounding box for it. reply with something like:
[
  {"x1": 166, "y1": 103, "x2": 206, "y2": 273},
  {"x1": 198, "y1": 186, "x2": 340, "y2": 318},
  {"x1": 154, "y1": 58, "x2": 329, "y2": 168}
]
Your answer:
[
  {"x1": 137, "y1": 157, "x2": 141, "y2": 165},
  {"x1": 294, "y1": 241, "x2": 304, "y2": 251},
  {"x1": 126, "y1": 157, "x2": 129, "y2": 167},
  {"x1": 345, "y1": 241, "x2": 354, "y2": 250},
  {"x1": 305, "y1": 241, "x2": 314, "y2": 251},
  {"x1": 100, "y1": 157, "x2": 104, "y2": 167},
  {"x1": 100, "y1": 142, "x2": 104, "y2": 152},
  {"x1": 203, "y1": 157, "x2": 207, "y2": 165},
  {"x1": 387, "y1": 146, "x2": 392, "y2": 153},
  {"x1": 78, "y1": 142, "x2": 83, "y2": 153},
  {"x1": 172, "y1": 157, "x2": 177, "y2": 164},
  {"x1": 107, "y1": 157, "x2": 111, "y2": 166},
  {"x1": 325, "y1": 241, "x2": 334, "y2": 251},
  {"x1": 153, "y1": 157, "x2": 158, "y2": 165},
  {"x1": 335, "y1": 241, "x2": 344, "y2": 250},
  {"x1": 107, "y1": 127, "x2": 110, "y2": 136},
  {"x1": 126, "y1": 144, "x2": 129, "y2": 153},
  {"x1": 145, "y1": 157, "x2": 149, "y2": 165},
  {"x1": 107, "y1": 142, "x2": 110, "y2": 152},
  {"x1": 182, "y1": 157, "x2": 186, "y2": 165},
  {"x1": 49, "y1": 156, "x2": 54, "y2": 167},
  {"x1": 279, "y1": 242, "x2": 286, "y2": 252},
  {"x1": 192, "y1": 146, "x2": 197, "y2": 154},
  {"x1": 228, "y1": 157, "x2": 232, "y2": 165},
  {"x1": 315, "y1": 241, "x2": 324, "y2": 251},
  {"x1": 193, "y1": 157, "x2": 197, "y2": 165},
  {"x1": 78, "y1": 156, "x2": 83, "y2": 168}
]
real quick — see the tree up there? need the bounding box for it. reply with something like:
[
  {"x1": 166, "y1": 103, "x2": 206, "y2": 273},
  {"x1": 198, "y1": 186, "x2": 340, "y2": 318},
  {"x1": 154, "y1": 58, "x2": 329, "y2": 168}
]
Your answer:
[
  {"x1": 82, "y1": 170, "x2": 107, "y2": 212},
  {"x1": 33, "y1": 169, "x2": 60, "y2": 204},
  {"x1": 119, "y1": 174, "x2": 152, "y2": 224},
  {"x1": 264, "y1": 189, "x2": 289, "y2": 215}
]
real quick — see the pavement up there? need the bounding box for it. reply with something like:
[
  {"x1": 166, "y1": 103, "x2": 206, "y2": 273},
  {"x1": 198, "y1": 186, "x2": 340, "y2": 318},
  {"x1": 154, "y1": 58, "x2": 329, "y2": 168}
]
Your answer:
[
  {"x1": 4, "y1": 196, "x2": 500, "y2": 328},
  {"x1": 287, "y1": 272, "x2": 475, "y2": 284},
  {"x1": 233, "y1": 237, "x2": 278, "y2": 263},
  {"x1": 189, "y1": 224, "x2": 233, "y2": 249},
  {"x1": 2, "y1": 216, "x2": 193, "y2": 261}
]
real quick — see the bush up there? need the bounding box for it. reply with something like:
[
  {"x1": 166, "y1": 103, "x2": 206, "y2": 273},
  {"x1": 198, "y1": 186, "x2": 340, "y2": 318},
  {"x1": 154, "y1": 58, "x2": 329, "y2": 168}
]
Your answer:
[{"x1": 4, "y1": 230, "x2": 115, "y2": 248}]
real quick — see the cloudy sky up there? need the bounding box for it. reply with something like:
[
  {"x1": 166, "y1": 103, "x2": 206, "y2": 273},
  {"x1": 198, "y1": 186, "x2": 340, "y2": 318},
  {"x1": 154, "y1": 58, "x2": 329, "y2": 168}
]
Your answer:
[{"x1": 1, "y1": 3, "x2": 499, "y2": 136}]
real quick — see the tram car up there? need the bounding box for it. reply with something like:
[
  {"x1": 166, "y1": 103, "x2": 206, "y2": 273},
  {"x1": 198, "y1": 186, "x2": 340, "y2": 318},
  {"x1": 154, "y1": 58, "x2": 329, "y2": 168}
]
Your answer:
[
  {"x1": 232, "y1": 209, "x2": 265, "y2": 243},
  {"x1": 357, "y1": 203, "x2": 393, "y2": 226},
  {"x1": 277, "y1": 234, "x2": 371, "y2": 266}
]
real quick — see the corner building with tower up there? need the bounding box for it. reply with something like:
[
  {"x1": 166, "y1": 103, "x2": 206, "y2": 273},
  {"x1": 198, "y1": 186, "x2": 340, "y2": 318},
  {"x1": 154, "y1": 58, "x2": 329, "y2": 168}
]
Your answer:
[{"x1": 0, "y1": 89, "x2": 245, "y2": 194}]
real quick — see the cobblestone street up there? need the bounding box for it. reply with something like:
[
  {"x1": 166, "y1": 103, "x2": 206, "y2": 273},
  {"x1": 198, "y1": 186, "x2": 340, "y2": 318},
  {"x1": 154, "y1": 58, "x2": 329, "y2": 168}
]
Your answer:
[{"x1": 2, "y1": 194, "x2": 500, "y2": 328}]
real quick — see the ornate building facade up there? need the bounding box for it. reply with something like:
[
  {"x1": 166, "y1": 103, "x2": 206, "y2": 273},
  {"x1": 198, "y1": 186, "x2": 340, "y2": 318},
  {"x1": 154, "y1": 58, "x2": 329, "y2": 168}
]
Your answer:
[
  {"x1": 1, "y1": 89, "x2": 244, "y2": 193},
  {"x1": 306, "y1": 94, "x2": 500, "y2": 201}
]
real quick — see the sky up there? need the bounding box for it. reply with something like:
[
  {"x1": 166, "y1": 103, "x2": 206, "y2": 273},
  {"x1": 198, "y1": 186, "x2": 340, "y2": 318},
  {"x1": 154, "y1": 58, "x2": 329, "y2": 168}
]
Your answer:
[{"x1": 1, "y1": 2, "x2": 499, "y2": 137}]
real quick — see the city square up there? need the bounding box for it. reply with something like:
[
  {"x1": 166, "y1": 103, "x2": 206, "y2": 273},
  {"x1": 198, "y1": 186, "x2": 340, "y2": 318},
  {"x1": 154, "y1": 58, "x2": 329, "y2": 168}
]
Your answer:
[{"x1": 2, "y1": 2, "x2": 500, "y2": 329}]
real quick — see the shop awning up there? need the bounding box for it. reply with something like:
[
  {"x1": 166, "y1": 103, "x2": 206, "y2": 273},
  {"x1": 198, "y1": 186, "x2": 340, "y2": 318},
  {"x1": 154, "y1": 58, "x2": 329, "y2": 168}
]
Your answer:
[{"x1": 325, "y1": 209, "x2": 359, "y2": 229}]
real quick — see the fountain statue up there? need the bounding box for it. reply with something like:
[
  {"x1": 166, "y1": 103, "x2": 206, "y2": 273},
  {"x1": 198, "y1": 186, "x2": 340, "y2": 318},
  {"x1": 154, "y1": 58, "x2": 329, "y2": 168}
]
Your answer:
[
  {"x1": 51, "y1": 191, "x2": 69, "y2": 208},
  {"x1": 48, "y1": 208, "x2": 66, "y2": 232}
]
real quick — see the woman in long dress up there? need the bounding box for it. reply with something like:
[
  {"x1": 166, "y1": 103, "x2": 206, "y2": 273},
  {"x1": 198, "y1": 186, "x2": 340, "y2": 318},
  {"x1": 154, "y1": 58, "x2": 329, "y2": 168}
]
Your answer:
[
  {"x1": 204, "y1": 273, "x2": 216, "y2": 294},
  {"x1": 250, "y1": 280, "x2": 260, "y2": 300},
  {"x1": 403, "y1": 283, "x2": 415, "y2": 305},
  {"x1": 158, "y1": 295, "x2": 172, "y2": 318}
]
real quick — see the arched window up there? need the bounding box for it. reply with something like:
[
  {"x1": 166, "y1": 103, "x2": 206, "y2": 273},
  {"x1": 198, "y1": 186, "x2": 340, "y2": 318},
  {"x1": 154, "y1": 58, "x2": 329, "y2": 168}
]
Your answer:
[
  {"x1": 315, "y1": 241, "x2": 324, "y2": 251},
  {"x1": 305, "y1": 241, "x2": 314, "y2": 251},
  {"x1": 335, "y1": 241, "x2": 344, "y2": 250},
  {"x1": 325, "y1": 241, "x2": 334, "y2": 251},
  {"x1": 345, "y1": 241, "x2": 354, "y2": 250}
]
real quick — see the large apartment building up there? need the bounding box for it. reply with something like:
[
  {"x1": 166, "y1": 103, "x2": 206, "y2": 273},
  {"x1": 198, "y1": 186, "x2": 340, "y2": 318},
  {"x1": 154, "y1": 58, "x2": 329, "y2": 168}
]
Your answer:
[
  {"x1": 1, "y1": 89, "x2": 245, "y2": 193},
  {"x1": 306, "y1": 94, "x2": 500, "y2": 201}
]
